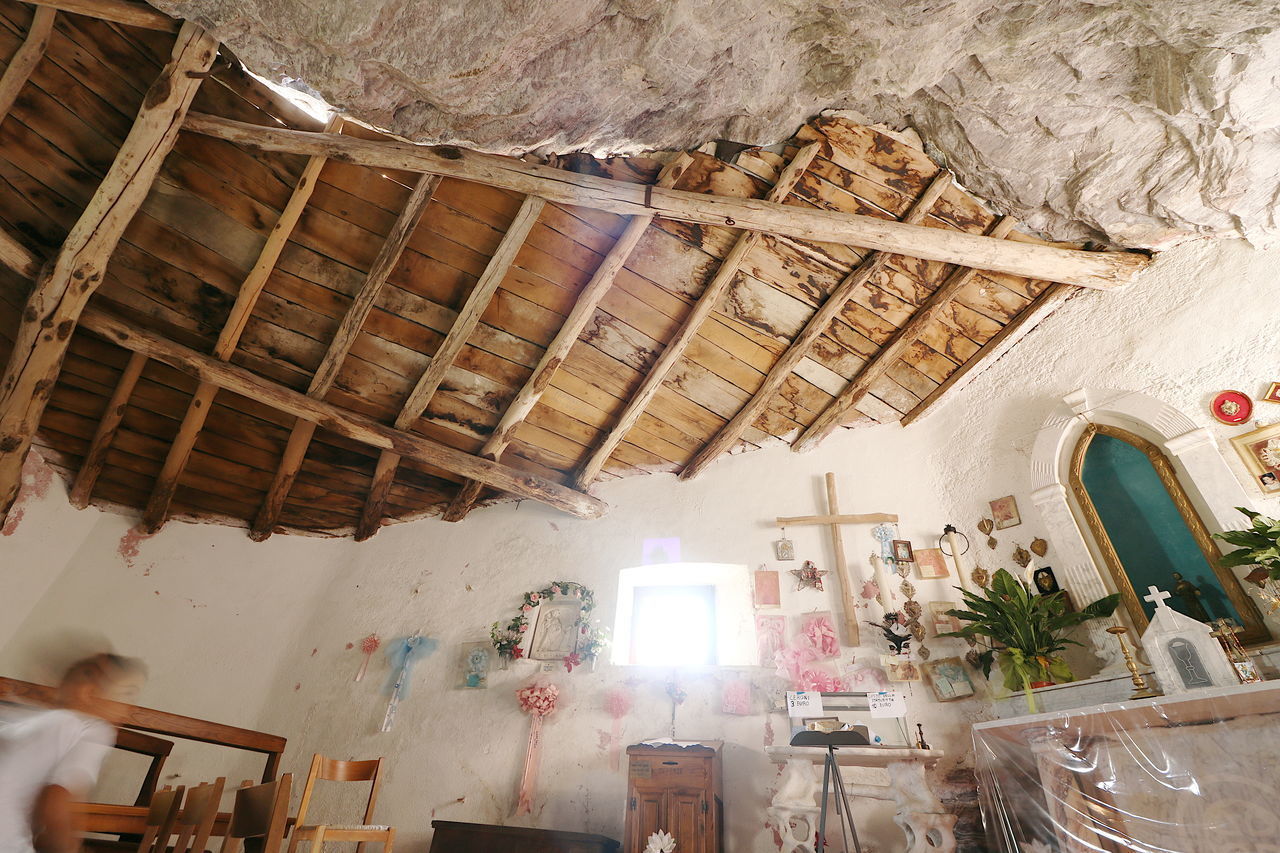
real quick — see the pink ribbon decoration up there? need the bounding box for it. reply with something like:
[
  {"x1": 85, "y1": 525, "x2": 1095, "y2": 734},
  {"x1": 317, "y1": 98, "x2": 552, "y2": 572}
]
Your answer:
[
  {"x1": 756, "y1": 614, "x2": 786, "y2": 667},
  {"x1": 801, "y1": 613, "x2": 840, "y2": 659},
  {"x1": 354, "y1": 633, "x2": 380, "y2": 682},
  {"x1": 604, "y1": 686, "x2": 633, "y2": 771},
  {"x1": 774, "y1": 645, "x2": 817, "y2": 688},
  {"x1": 515, "y1": 682, "x2": 559, "y2": 815}
]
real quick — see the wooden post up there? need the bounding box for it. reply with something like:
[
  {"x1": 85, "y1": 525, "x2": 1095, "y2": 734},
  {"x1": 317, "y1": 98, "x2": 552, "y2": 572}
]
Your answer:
[
  {"x1": 79, "y1": 308, "x2": 609, "y2": 520},
  {"x1": 0, "y1": 6, "x2": 56, "y2": 125},
  {"x1": 356, "y1": 195, "x2": 545, "y2": 540},
  {"x1": 249, "y1": 173, "x2": 440, "y2": 540},
  {"x1": 678, "y1": 170, "x2": 954, "y2": 479},
  {"x1": 793, "y1": 216, "x2": 1019, "y2": 452},
  {"x1": 140, "y1": 117, "x2": 342, "y2": 534},
  {"x1": 442, "y1": 154, "x2": 692, "y2": 522},
  {"x1": 574, "y1": 142, "x2": 823, "y2": 489},
  {"x1": 0, "y1": 21, "x2": 218, "y2": 526}
]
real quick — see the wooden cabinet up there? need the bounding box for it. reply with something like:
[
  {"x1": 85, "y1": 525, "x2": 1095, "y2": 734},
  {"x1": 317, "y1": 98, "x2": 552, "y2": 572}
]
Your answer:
[{"x1": 624, "y1": 742, "x2": 722, "y2": 853}]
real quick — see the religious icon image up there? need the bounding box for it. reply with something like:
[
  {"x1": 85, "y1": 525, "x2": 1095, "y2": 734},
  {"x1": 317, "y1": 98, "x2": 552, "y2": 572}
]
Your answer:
[
  {"x1": 989, "y1": 495, "x2": 1021, "y2": 529},
  {"x1": 1230, "y1": 421, "x2": 1280, "y2": 493},
  {"x1": 774, "y1": 534, "x2": 796, "y2": 561},
  {"x1": 891, "y1": 539, "x2": 915, "y2": 563},
  {"x1": 924, "y1": 657, "x2": 976, "y2": 702},
  {"x1": 1264, "y1": 381, "x2": 1280, "y2": 403},
  {"x1": 528, "y1": 598, "x2": 583, "y2": 660},
  {"x1": 1171, "y1": 572, "x2": 1212, "y2": 622},
  {"x1": 1033, "y1": 567, "x2": 1060, "y2": 595},
  {"x1": 1209, "y1": 389, "x2": 1252, "y2": 425},
  {"x1": 459, "y1": 641, "x2": 492, "y2": 689},
  {"x1": 791, "y1": 560, "x2": 827, "y2": 591},
  {"x1": 1012, "y1": 545, "x2": 1031, "y2": 569}
]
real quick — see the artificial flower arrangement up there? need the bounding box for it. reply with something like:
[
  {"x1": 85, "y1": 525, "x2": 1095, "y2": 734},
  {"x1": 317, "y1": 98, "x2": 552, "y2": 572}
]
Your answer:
[
  {"x1": 492, "y1": 580, "x2": 607, "y2": 672},
  {"x1": 1214, "y1": 507, "x2": 1280, "y2": 613}
]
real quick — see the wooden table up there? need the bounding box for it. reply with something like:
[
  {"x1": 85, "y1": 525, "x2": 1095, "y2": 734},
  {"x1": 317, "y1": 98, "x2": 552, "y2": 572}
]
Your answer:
[{"x1": 76, "y1": 804, "x2": 234, "y2": 836}]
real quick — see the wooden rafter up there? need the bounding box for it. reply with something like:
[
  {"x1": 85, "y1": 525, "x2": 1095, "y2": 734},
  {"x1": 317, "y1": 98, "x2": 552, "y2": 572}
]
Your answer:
[
  {"x1": 792, "y1": 216, "x2": 1019, "y2": 452},
  {"x1": 679, "y1": 170, "x2": 955, "y2": 479},
  {"x1": 31, "y1": 0, "x2": 177, "y2": 32},
  {"x1": 0, "y1": 225, "x2": 40, "y2": 279},
  {"x1": 0, "y1": 21, "x2": 217, "y2": 525},
  {"x1": 68, "y1": 350, "x2": 145, "y2": 508},
  {"x1": 572, "y1": 142, "x2": 823, "y2": 489},
  {"x1": 0, "y1": 6, "x2": 56, "y2": 125},
  {"x1": 80, "y1": 308, "x2": 607, "y2": 519},
  {"x1": 248, "y1": 173, "x2": 441, "y2": 541},
  {"x1": 441, "y1": 154, "x2": 693, "y2": 522},
  {"x1": 138, "y1": 117, "x2": 342, "y2": 534},
  {"x1": 900, "y1": 282, "x2": 1075, "y2": 426},
  {"x1": 355, "y1": 195, "x2": 545, "y2": 540},
  {"x1": 183, "y1": 114, "x2": 1150, "y2": 290}
]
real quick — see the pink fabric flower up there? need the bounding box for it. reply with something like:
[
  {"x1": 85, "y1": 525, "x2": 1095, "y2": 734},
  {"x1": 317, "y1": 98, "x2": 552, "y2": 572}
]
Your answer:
[
  {"x1": 775, "y1": 645, "x2": 818, "y2": 687},
  {"x1": 798, "y1": 669, "x2": 844, "y2": 693},
  {"x1": 522, "y1": 604, "x2": 533, "y2": 612},
  {"x1": 517, "y1": 683, "x2": 560, "y2": 717},
  {"x1": 801, "y1": 615, "x2": 840, "y2": 659},
  {"x1": 518, "y1": 624, "x2": 528, "y2": 632}
]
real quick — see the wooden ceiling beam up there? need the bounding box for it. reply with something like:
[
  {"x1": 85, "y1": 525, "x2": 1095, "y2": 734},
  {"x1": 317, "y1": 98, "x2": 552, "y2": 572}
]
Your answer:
[
  {"x1": 572, "y1": 142, "x2": 823, "y2": 490},
  {"x1": 679, "y1": 170, "x2": 955, "y2": 480},
  {"x1": 184, "y1": 113, "x2": 1150, "y2": 290},
  {"x1": 355, "y1": 195, "x2": 545, "y2": 540},
  {"x1": 441, "y1": 155, "x2": 692, "y2": 522},
  {"x1": 792, "y1": 215, "x2": 1019, "y2": 452},
  {"x1": 0, "y1": 225, "x2": 40, "y2": 279},
  {"x1": 0, "y1": 22, "x2": 217, "y2": 526},
  {"x1": 0, "y1": 6, "x2": 56, "y2": 125},
  {"x1": 31, "y1": 0, "x2": 178, "y2": 32},
  {"x1": 138, "y1": 117, "x2": 341, "y2": 534},
  {"x1": 79, "y1": 308, "x2": 607, "y2": 520},
  {"x1": 900, "y1": 282, "x2": 1075, "y2": 427},
  {"x1": 249, "y1": 173, "x2": 441, "y2": 541},
  {"x1": 68, "y1": 350, "x2": 145, "y2": 508}
]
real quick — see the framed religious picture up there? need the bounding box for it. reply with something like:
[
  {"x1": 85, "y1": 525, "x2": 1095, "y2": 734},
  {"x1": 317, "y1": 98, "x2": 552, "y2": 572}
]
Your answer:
[
  {"x1": 1264, "y1": 382, "x2": 1280, "y2": 404},
  {"x1": 990, "y1": 495, "x2": 1021, "y2": 529},
  {"x1": 1230, "y1": 421, "x2": 1280, "y2": 494},
  {"x1": 753, "y1": 569, "x2": 782, "y2": 608},
  {"x1": 528, "y1": 598, "x2": 583, "y2": 660},
  {"x1": 891, "y1": 540, "x2": 915, "y2": 563},
  {"x1": 458, "y1": 642, "x2": 493, "y2": 689},
  {"x1": 927, "y1": 601, "x2": 961, "y2": 636},
  {"x1": 1211, "y1": 390, "x2": 1253, "y2": 425},
  {"x1": 914, "y1": 548, "x2": 949, "y2": 580},
  {"x1": 924, "y1": 657, "x2": 976, "y2": 702}
]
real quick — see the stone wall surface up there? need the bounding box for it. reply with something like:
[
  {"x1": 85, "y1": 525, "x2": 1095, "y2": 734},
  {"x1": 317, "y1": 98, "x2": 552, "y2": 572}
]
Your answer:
[{"x1": 153, "y1": 0, "x2": 1280, "y2": 247}]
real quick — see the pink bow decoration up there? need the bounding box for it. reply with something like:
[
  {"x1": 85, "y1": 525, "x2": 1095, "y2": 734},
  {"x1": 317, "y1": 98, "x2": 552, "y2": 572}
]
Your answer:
[
  {"x1": 515, "y1": 683, "x2": 559, "y2": 814},
  {"x1": 800, "y1": 613, "x2": 840, "y2": 659}
]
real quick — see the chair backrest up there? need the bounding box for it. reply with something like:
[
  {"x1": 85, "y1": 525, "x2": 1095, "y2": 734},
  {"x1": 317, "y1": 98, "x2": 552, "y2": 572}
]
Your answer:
[
  {"x1": 295, "y1": 754, "x2": 384, "y2": 827},
  {"x1": 114, "y1": 728, "x2": 176, "y2": 807},
  {"x1": 170, "y1": 778, "x2": 226, "y2": 853},
  {"x1": 136, "y1": 785, "x2": 185, "y2": 853},
  {"x1": 219, "y1": 775, "x2": 292, "y2": 853}
]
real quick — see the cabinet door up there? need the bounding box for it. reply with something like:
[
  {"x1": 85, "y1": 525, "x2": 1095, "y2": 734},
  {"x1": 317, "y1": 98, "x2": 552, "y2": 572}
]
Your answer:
[
  {"x1": 627, "y1": 788, "x2": 665, "y2": 853},
  {"x1": 666, "y1": 788, "x2": 707, "y2": 853}
]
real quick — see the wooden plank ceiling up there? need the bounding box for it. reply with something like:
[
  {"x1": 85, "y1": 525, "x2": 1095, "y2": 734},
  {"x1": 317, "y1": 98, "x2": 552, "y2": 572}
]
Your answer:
[{"x1": 0, "y1": 0, "x2": 1138, "y2": 539}]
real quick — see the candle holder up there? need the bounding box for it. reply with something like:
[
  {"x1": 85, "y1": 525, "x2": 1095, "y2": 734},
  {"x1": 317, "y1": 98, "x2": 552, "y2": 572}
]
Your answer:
[{"x1": 1106, "y1": 626, "x2": 1162, "y2": 699}]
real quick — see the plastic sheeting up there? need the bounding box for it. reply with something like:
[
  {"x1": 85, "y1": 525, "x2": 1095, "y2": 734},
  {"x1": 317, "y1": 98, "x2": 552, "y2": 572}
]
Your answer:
[{"x1": 972, "y1": 681, "x2": 1280, "y2": 853}]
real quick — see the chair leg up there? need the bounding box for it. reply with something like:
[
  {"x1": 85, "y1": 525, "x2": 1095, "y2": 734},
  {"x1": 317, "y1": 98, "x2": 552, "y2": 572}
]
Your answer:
[
  {"x1": 308, "y1": 828, "x2": 326, "y2": 853},
  {"x1": 382, "y1": 829, "x2": 395, "y2": 853}
]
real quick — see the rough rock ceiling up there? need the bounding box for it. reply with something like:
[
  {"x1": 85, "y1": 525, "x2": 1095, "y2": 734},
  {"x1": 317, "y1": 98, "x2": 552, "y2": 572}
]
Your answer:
[{"x1": 150, "y1": 0, "x2": 1280, "y2": 249}]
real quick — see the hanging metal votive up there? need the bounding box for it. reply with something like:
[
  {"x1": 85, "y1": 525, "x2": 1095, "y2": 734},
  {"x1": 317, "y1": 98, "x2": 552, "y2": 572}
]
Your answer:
[{"x1": 774, "y1": 528, "x2": 796, "y2": 561}]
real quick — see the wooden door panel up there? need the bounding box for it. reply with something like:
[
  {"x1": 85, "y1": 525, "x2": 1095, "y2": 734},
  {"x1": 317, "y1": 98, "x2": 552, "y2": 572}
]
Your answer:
[{"x1": 666, "y1": 789, "x2": 705, "y2": 853}]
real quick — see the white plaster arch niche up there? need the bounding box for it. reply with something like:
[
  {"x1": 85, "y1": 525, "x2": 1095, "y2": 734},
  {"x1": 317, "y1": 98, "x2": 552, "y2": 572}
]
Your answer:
[{"x1": 1028, "y1": 387, "x2": 1279, "y2": 670}]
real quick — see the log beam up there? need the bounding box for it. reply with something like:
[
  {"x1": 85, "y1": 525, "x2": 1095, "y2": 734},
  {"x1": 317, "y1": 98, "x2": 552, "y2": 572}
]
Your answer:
[
  {"x1": 68, "y1": 350, "x2": 145, "y2": 508},
  {"x1": 0, "y1": 22, "x2": 217, "y2": 525},
  {"x1": 793, "y1": 216, "x2": 1019, "y2": 452},
  {"x1": 573, "y1": 142, "x2": 823, "y2": 490},
  {"x1": 0, "y1": 225, "x2": 40, "y2": 279},
  {"x1": 249, "y1": 173, "x2": 440, "y2": 540},
  {"x1": 184, "y1": 113, "x2": 1150, "y2": 290},
  {"x1": 0, "y1": 6, "x2": 56, "y2": 125},
  {"x1": 355, "y1": 195, "x2": 545, "y2": 540},
  {"x1": 441, "y1": 155, "x2": 692, "y2": 522},
  {"x1": 79, "y1": 308, "x2": 607, "y2": 520},
  {"x1": 31, "y1": 0, "x2": 177, "y2": 32},
  {"x1": 679, "y1": 170, "x2": 954, "y2": 480},
  {"x1": 140, "y1": 117, "x2": 341, "y2": 534}
]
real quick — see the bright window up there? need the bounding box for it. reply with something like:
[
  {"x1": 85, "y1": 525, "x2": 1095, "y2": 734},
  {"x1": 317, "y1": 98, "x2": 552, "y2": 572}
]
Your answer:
[{"x1": 612, "y1": 563, "x2": 755, "y2": 667}]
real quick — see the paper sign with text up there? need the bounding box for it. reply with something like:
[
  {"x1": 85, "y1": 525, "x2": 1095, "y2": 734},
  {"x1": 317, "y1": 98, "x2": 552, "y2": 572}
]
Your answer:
[
  {"x1": 869, "y1": 691, "x2": 906, "y2": 718},
  {"x1": 785, "y1": 691, "x2": 824, "y2": 717}
]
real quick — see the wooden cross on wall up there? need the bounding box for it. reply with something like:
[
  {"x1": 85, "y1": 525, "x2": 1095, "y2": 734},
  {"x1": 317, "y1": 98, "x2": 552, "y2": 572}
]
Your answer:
[{"x1": 776, "y1": 472, "x2": 898, "y2": 646}]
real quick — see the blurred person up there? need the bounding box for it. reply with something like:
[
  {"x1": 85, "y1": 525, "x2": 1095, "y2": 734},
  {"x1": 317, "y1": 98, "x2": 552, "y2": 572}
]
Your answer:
[{"x1": 0, "y1": 654, "x2": 146, "y2": 853}]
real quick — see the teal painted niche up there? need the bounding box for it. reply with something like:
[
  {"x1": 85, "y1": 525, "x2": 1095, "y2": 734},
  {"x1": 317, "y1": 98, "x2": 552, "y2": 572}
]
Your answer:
[{"x1": 1080, "y1": 433, "x2": 1236, "y2": 624}]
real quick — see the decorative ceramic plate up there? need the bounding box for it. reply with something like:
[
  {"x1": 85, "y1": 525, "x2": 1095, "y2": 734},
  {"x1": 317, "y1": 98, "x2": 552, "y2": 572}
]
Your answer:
[{"x1": 1211, "y1": 390, "x2": 1252, "y2": 425}]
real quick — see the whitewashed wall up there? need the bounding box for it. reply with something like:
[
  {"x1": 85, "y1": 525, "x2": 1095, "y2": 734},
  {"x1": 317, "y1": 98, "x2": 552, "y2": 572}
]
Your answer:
[{"x1": 4, "y1": 236, "x2": 1279, "y2": 852}]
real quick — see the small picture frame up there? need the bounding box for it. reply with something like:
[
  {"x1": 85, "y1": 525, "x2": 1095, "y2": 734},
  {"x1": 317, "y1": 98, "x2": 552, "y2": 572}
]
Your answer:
[
  {"x1": 753, "y1": 569, "x2": 782, "y2": 608},
  {"x1": 924, "y1": 657, "x2": 976, "y2": 702},
  {"x1": 1264, "y1": 382, "x2": 1280, "y2": 404},
  {"x1": 458, "y1": 642, "x2": 493, "y2": 689},
  {"x1": 881, "y1": 654, "x2": 922, "y2": 682},
  {"x1": 990, "y1": 495, "x2": 1021, "y2": 530},
  {"x1": 927, "y1": 601, "x2": 961, "y2": 636},
  {"x1": 914, "y1": 548, "x2": 949, "y2": 580},
  {"x1": 528, "y1": 599, "x2": 583, "y2": 661},
  {"x1": 1032, "y1": 566, "x2": 1061, "y2": 595},
  {"x1": 1231, "y1": 421, "x2": 1280, "y2": 494},
  {"x1": 891, "y1": 540, "x2": 915, "y2": 563}
]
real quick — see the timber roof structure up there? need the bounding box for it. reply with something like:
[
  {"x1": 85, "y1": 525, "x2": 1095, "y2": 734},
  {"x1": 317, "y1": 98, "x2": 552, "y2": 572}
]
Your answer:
[{"x1": 0, "y1": 0, "x2": 1149, "y2": 539}]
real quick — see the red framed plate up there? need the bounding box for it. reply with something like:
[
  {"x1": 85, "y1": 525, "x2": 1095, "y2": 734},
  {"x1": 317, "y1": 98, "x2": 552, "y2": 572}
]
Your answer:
[{"x1": 1211, "y1": 390, "x2": 1252, "y2": 425}]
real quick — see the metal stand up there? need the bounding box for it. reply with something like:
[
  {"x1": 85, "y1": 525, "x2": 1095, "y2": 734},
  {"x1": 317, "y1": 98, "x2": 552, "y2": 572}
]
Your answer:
[{"x1": 817, "y1": 744, "x2": 863, "y2": 853}]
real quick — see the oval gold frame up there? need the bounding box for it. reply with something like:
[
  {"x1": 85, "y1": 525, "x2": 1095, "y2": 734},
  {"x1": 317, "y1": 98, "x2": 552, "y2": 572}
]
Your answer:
[{"x1": 1069, "y1": 423, "x2": 1270, "y2": 645}]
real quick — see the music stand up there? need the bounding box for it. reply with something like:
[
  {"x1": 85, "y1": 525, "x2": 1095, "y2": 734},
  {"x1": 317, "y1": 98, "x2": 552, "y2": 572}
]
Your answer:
[{"x1": 789, "y1": 729, "x2": 868, "y2": 853}]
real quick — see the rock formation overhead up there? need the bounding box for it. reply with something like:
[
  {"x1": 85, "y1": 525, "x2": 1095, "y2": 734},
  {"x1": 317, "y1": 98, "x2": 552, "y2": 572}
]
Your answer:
[{"x1": 154, "y1": 0, "x2": 1280, "y2": 249}]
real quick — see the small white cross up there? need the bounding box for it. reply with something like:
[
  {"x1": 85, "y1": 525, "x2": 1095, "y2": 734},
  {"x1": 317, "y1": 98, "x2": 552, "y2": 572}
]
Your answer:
[{"x1": 1144, "y1": 585, "x2": 1172, "y2": 607}]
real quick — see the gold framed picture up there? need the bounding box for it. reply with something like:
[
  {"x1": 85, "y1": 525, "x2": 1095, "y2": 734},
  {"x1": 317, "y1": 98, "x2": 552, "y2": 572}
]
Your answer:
[
  {"x1": 990, "y1": 495, "x2": 1021, "y2": 529},
  {"x1": 1230, "y1": 421, "x2": 1280, "y2": 494},
  {"x1": 1263, "y1": 382, "x2": 1280, "y2": 404}
]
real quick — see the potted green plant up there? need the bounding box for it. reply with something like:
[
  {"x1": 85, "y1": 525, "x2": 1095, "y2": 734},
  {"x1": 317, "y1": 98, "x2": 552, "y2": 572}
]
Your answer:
[
  {"x1": 1214, "y1": 506, "x2": 1280, "y2": 613},
  {"x1": 940, "y1": 569, "x2": 1120, "y2": 712}
]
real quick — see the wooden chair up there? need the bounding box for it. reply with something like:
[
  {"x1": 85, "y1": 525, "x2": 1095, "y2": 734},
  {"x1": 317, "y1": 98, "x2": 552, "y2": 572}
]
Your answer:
[
  {"x1": 169, "y1": 778, "x2": 226, "y2": 853},
  {"x1": 113, "y1": 728, "x2": 176, "y2": 807},
  {"x1": 136, "y1": 786, "x2": 184, "y2": 853},
  {"x1": 286, "y1": 755, "x2": 393, "y2": 853},
  {"x1": 218, "y1": 776, "x2": 293, "y2": 853}
]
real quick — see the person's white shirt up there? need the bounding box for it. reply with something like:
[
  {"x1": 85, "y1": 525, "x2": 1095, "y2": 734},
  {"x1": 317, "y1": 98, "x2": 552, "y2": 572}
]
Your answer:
[{"x1": 0, "y1": 708, "x2": 115, "y2": 853}]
